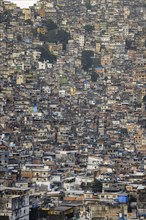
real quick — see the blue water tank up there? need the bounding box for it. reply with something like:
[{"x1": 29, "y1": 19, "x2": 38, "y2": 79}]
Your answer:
[
  {"x1": 33, "y1": 106, "x2": 38, "y2": 112},
  {"x1": 84, "y1": 80, "x2": 88, "y2": 84},
  {"x1": 117, "y1": 194, "x2": 128, "y2": 203}
]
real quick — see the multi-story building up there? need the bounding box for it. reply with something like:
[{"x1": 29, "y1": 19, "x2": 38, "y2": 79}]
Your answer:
[{"x1": 0, "y1": 187, "x2": 29, "y2": 220}]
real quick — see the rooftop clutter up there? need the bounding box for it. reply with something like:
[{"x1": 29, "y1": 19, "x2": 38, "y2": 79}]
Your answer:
[{"x1": 0, "y1": 0, "x2": 146, "y2": 219}]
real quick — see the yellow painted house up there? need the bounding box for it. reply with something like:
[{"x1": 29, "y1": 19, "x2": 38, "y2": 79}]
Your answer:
[{"x1": 22, "y1": 8, "x2": 31, "y2": 20}]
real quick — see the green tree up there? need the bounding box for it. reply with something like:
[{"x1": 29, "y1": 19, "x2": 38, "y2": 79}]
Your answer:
[
  {"x1": 39, "y1": 31, "x2": 57, "y2": 43},
  {"x1": 37, "y1": 45, "x2": 57, "y2": 63},
  {"x1": 32, "y1": 28, "x2": 38, "y2": 37},
  {"x1": 43, "y1": 19, "x2": 57, "y2": 31},
  {"x1": 39, "y1": 29, "x2": 70, "y2": 50},
  {"x1": 84, "y1": 25, "x2": 94, "y2": 33},
  {"x1": 143, "y1": 95, "x2": 146, "y2": 103},
  {"x1": 16, "y1": 34, "x2": 22, "y2": 42},
  {"x1": 125, "y1": 39, "x2": 132, "y2": 50},
  {"x1": 93, "y1": 57, "x2": 101, "y2": 67},
  {"x1": 104, "y1": 76, "x2": 108, "y2": 81},
  {"x1": 80, "y1": 182, "x2": 86, "y2": 190},
  {"x1": 25, "y1": 19, "x2": 33, "y2": 25},
  {"x1": 91, "y1": 72, "x2": 98, "y2": 82},
  {"x1": 57, "y1": 29, "x2": 70, "y2": 50},
  {"x1": 81, "y1": 50, "x2": 94, "y2": 71},
  {"x1": 85, "y1": 0, "x2": 92, "y2": 9},
  {"x1": 91, "y1": 179, "x2": 102, "y2": 193},
  {"x1": 59, "y1": 76, "x2": 68, "y2": 85},
  {"x1": 2, "y1": 10, "x2": 12, "y2": 22},
  {"x1": 125, "y1": 39, "x2": 136, "y2": 50},
  {"x1": 121, "y1": 128, "x2": 128, "y2": 134}
]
